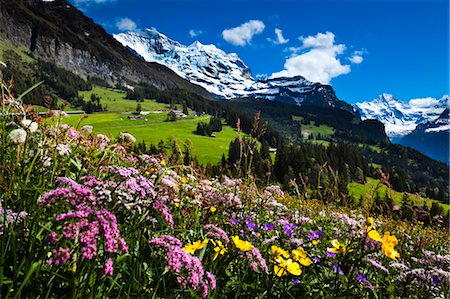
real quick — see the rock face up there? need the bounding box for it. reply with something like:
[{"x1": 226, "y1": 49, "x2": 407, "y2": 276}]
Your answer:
[
  {"x1": 114, "y1": 28, "x2": 355, "y2": 114},
  {"x1": 399, "y1": 109, "x2": 449, "y2": 164},
  {"x1": 355, "y1": 93, "x2": 449, "y2": 138},
  {"x1": 0, "y1": 0, "x2": 211, "y2": 98}
]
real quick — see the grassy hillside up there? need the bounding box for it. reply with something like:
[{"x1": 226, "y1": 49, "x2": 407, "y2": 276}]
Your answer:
[
  {"x1": 78, "y1": 86, "x2": 170, "y2": 112},
  {"x1": 63, "y1": 112, "x2": 240, "y2": 164},
  {"x1": 348, "y1": 177, "x2": 449, "y2": 212}
]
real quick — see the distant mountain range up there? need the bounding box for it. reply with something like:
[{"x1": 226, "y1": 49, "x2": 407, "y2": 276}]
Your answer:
[
  {"x1": 399, "y1": 109, "x2": 449, "y2": 164},
  {"x1": 114, "y1": 28, "x2": 355, "y2": 113},
  {"x1": 355, "y1": 93, "x2": 449, "y2": 139}
]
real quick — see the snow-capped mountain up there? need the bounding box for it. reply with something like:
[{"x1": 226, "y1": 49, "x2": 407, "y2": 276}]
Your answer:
[
  {"x1": 399, "y1": 109, "x2": 449, "y2": 164},
  {"x1": 355, "y1": 94, "x2": 449, "y2": 138},
  {"x1": 114, "y1": 28, "x2": 254, "y2": 99},
  {"x1": 113, "y1": 28, "x2": 355, "y2": 113}
]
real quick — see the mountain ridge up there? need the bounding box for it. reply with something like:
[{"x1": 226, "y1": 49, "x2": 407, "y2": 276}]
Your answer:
[
  {"x1": 0, "y1": 0, "x2": 212, "y2": 98},
  {"x1": 355, "y1": 93, "x2": 449, "y2": 138},
  {"x1": 114, "y1": 28, "x2": 356, "y2": 114}
]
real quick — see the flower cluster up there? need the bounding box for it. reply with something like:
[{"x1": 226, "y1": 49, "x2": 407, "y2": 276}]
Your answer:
[{"x1": 149, "y1": 235, "x2": 216, "y2": 298}]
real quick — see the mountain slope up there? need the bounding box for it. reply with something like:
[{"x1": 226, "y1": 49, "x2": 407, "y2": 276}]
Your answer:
[
  {"x1": 399, "y1": 109, "x2": 449, "y2": 164},
  {"x1": 114, "y1": 29, "x2": 254, "y2": 99},
  {"x1": 0, "y1": 0, "x2": 211, "y2": 98},
  {"x1": 355, "y1": 93, "x2": 448, "y2": 138},
  {"x1": 114, "y1": 29, "x2": 354, "y2": 114}
]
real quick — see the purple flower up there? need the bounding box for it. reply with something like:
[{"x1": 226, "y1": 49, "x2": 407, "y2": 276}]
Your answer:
[
  {"x1": 431, "y1": 275, "x2": 441, "y2": 286},
  {"x1": 313, "y1": 256, "x2": 320, "y2": 263},
  {"x1": 293, "y1": 279, "x2": 301, "y2": 285},
  {"x1": 246, "y1": 219, "x2": 258, "y2": 230},
  {"x1": 334, "y1": 263, "x2": 344, "y2": 275},
  {"x1": 356, "y1": 273, "x2": 366, "y2": 282},
  {"x1": 284, "y1": 223, "x2": 296, "y2": 236},
  {"x1": 308, "y1": 231, "x2": 323, "y2": 240},
  {"x1": 264, "y1": 223, "x2": 274, "y2": 230},
  {"x1": 229, "y1": 218, "x2": 241, "y2": 224},
  {"x1": 326, "y1": 249, "x2": 336, "y2": 258}
]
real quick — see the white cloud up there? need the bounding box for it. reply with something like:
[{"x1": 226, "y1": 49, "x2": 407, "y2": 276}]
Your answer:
[
  {"x1": 348, "y1": 50, "x2": 364, "y2": 64},
  {"x1": 271, "y1": 32, "x2": 351, "y2": 84},
  {"x1": 409, "y1": 97, "x2": 440, "y2": 108},
  {"x1": 116, "y1": 18, "x2": 137, "y2": 31},
  {"x1": 268, "y1": 28, "x2": 289, "y2": 45},
  {"x1": 222, "y1": 20, "x2": 265, "y2": 46},
  {"x1": 189, "y1": 29, "x2": 203, "y2": 38}
]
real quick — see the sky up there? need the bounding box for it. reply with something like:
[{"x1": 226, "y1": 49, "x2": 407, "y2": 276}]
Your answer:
[{"x1": 69, "y1": 0, "x2": 449, "y2": 104}]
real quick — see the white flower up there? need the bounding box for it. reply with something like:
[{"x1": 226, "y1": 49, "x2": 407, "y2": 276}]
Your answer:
[
  {"x1": 81, "y1": 125, "x2": 93, "y2": 134},
  {"x1": 43, "y1": 157, "x2": 52, "y2": 167},
  {"x1": 56, "y1": 143, "x2": 71, "y2": 156},
  {"x1": 21, "y1": 119, "x2": 38, "y2": 133},
  {"x1": 8, "y1": 128, "x2": 27, "y2": 144},
  {"x1": 120, "y1": 132, "x2": 136, "y2": 143}
]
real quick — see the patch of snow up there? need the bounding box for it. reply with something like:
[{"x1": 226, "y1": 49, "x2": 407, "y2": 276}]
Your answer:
[
  {"x1": 425, "y1": 124, "x2": 450, "y2": 133},
  {"x1": 355, "y1": 94, "x2": 449, "y2": 137}
]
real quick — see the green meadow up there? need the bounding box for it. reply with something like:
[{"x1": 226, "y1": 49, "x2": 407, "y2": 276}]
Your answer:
[
  {"x1": 63, "y1": 112, "x2": 240, "y2": 164},
  {"x1": 348, "y1": 177, "x2": 449, "y2": 212},
  {"x1": 79, "y1": 86, "x2": 171, "y2": 112}
]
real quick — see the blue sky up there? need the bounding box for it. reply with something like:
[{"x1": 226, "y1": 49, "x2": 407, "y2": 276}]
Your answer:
[{"x1": 70, "y1": 0, "x2": 449, "y2": 104}]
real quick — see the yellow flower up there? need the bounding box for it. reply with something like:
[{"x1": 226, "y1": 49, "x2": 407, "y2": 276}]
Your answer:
[
  {"x1": 291, "y1": 248, "x2": 312, "y2": 266},
  {"x1": 181, "y1": 177, "x2": 188, "y2": 184},
  {"x1": 368, "y1": 229, "x2": 383, "y2": 243},
  {"x1": 271, "y1": 245, "x2": 289, "y2": 258},
  {"x1": 366, "y1": 217, "x2": 374, "y2": 232},
  {"x1": 273, "y1": 256, "x2": 302, "y2": 277},
  {"x1": 161, "y1": 159, "x2": 166, "y2": 166},
  {"x1": 210, "y1": 206, "x2": 217, "y2": 213},
  {"x1": 211, "y1": 239, "x2": 227, "y2": 260},
  {"x1": 328, "y1": 239, "x2": 353, "y2": 255},
  {"x1": 381, "y1": 232, "x2": 400, "y2": 260},
  {"x1": 174, "y1": 202, "x2": 180, "y2": 208},
  {"x1": 183, "y1": 239, "x2": 208, "y2": 254},
  {"x1": 231, "y1": 236, "x2": 252, "y2": 252},
  {"x1": 312, "y1": 240, "x2": 319, "y2": 246}
]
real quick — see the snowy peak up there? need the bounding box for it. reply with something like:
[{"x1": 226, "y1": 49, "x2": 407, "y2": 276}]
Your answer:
[
  {"x1": 114, "y1": 29, "x2": 254, "y2": 98},
  {"x1": 114, "y1": 28, "x2": 358, "y2": 113},
  {"x1": 355, "y1": 94, "x2": 449, "y2": 138}
]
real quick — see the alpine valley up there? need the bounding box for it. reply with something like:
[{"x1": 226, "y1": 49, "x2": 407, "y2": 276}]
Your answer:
[
  {"x1": 0, "y1": 0, "x2": 449, "y2": 298},
  {"x1": 0, "y1": 0, "x2": 448, "y2": 205}
]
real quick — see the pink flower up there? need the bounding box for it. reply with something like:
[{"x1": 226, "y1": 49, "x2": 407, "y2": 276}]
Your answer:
[{"x1": 103, "y1": 258, "x2": 114, "y2": 277}]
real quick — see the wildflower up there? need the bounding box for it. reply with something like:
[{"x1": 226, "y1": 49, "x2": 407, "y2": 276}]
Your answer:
[
  {"x1": 56, "y1": 143, "x2": 71, "y2": 156},
  {"x1": 204, "y1": 224, "x2": 229, "y2": 244},
  {"x1": 103, "y1": 258, "x2": 114, "y2": 277},
  {"x1": 120, "y1": 132, "x2": 136, "y2": 143},
  {"x1": 356, "y1": 273, "x2": 366, "y2": 282},
  {"x1": 211, "y1": 239, "x2": 227, "y2": 260},
  {"x1": 263, "y1": 222, "x2": 274, "y2": 230},
  {"x1": 308, "y1": 231, "x2": 323, "y2": 240},
  {"x1": 291, "y1": 248, "x2": 312, "y2": 266},
  {"x1": 367, "y1": 258, "x2": 390, "y2": 274},
  {"x1": 334, "y1": 263, "x2": 344, "y2": 275},
  {"x1": 271, "y1": 245, "x2": 290, "y2": 259},
  {"x1": 184, "y1": 239, "x2": 208, "y2": 254},
  {"x1": 181, "y1": 177, "x2": 188, "y2": 184},
  {"x1": 21, "y1": 119, "x2": 38, "y2": 133},
  {"x1": 47, "y1": 247, "x2": 70, "y2": 266},
  {"x1": 231, "y1": 235, "x2": 252, "y2": 252},
  {"x1": 284, "y1": 223, "x2": 295, "y2": 236},
  {"x1": 8, "y1": 128, "x2": 27, "y2": 144},
  {"x1": 246, "y1": 219, "x2": 258, "y2": 230},
  {"x1": 381, "y1": 232, "x2": 400, "y2": 260},
  {"x1": 273, "y1": 256, "x2": 302, "y2": 277},
  {"x1": 328, "y1": 239, "x2": 353, "y2": 255},
  {"x1": 210, "y1": 206, "x2": 217, "y2": 213},
  {"x1": 81, "y1": 125, "x2": 93, "y2": 134},
  {"x1": 368, "y1": 229, "x2": 383, "y2": 243}
]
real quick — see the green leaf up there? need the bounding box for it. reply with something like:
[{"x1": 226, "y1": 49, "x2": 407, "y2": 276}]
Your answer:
[{"x1": 14, "y1": 261, "x2": 42, "y2": 298}]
